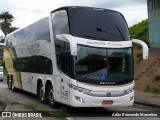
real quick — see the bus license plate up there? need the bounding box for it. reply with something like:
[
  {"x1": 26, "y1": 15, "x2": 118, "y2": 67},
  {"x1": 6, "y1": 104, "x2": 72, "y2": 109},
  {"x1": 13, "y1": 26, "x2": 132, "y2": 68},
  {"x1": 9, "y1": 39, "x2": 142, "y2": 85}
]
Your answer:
[{"x1": 102, "y1": 100, "x2": 113, "y2": 105}]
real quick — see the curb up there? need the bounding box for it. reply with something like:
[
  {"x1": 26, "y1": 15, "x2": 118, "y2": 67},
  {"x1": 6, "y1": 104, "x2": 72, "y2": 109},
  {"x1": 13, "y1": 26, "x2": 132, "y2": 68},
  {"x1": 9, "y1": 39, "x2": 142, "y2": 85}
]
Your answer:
[
  {"x1": 0, "y1": 98, "x2": 11, "y2": 120},
  {"x1": 0, "y1": 98, "x2": 11, "y2": 111},
  {"x1": 134, "y1": 100, "x2": 160, "y2": 109}
]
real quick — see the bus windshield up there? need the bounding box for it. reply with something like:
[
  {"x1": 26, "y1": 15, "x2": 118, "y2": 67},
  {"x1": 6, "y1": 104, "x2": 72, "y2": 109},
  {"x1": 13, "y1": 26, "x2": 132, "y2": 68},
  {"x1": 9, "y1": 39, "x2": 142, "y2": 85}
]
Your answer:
[
  {"x1": 68, "y1": 7, "x2": 130, "y2": 41},
  {"x1": 74, "y1": 45, "x2": 133, "y2": 85}
]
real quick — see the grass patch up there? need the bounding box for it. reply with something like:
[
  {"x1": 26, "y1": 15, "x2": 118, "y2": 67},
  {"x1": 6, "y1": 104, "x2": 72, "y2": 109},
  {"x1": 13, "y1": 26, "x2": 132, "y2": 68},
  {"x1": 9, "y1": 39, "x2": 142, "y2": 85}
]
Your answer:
[
  {"x1": 144, "y1": 83, "x2": 150, "y2": 92},
  {"x1": 136, "y1": 53, "x2": 142, "y2": 58},
  {"x1": 136, "y1": 57, "x2": 142, "y2": 63},
  {"x1": 155, "y1": 76, "x2": 160, "y2": 81},
  {"x1": 24, "y1": 103, "x2": 38, "y2": 110},
  {"x1": 24, "y1": 103, "x2": 67, "y2": 118},
  {"x1": 153, "y1": 88, "x2": 160, "y2": 94},
  {"x1": 24, "y1": 103, "x2": 50, "y2": 116}
]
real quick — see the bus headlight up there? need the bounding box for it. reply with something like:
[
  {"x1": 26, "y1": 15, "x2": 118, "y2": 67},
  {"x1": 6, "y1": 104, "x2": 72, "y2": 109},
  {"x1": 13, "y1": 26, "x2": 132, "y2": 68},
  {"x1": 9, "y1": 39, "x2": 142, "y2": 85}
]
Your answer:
[
  {"x1": 68, "y1": 84, "x2": 91, "y2": 94},
  {"x1": 124, "y1": 87, "x2": 134, "y2": 94}
]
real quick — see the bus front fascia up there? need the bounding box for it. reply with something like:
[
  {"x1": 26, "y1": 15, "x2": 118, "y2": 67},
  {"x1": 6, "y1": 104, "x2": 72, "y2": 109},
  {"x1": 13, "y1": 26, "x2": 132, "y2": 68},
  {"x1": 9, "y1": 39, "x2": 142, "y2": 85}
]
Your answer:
[{"x1": 56, "y1": 34, "x2": 149, "y2": 59}]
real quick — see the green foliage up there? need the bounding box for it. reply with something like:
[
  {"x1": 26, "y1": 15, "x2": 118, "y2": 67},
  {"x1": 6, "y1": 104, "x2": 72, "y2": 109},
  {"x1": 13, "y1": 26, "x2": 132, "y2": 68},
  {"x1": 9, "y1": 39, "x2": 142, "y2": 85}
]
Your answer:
[
  {"x1": 153, "y1": 88, "x2": 160, "y2": 94},
  {"x1": 0, "y1": 11, "x2": 18, "y2": 36},
  {"x1": 0, "y1": 60, "x2": 3, "y2": 66},
  {"x1": 155, "y1": 76, "x2": 160, "y2": 81},
  {"x1": 144, "y1": 83, "x2": 150, "y2": 92},
  {"x1": 24, "y1": 103, "x2": 55, "y2": 117},
  {"x1": 0, "y1": 11, "x2": 14, "y2": 36},
  {"x1": 24, "y1": 103, "x2": 38, "y2": 110},
  {"x1": 8, "y1": 27, "x2": 19, "y2": 33},
  {"x1": 129, "y1": 19, "x2": 149, "y2": 46}
]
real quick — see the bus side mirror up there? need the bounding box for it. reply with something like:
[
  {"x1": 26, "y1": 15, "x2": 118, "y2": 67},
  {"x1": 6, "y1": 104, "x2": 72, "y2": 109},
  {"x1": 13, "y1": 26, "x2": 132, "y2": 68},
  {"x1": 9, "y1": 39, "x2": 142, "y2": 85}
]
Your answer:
[{"x1": 132, "y1": 39, "x2": 149, "y2": 59}]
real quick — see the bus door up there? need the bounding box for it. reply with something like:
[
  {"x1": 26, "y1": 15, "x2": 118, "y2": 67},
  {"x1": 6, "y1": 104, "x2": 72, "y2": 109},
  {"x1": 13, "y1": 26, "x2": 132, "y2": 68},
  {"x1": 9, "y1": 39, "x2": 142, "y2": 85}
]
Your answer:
[
  {"x1": 56, "y1": 52, "x2": 71, "y2": 105},
  {"x1": 60, "y1": 74, "x2": 70, "y2": 105}
]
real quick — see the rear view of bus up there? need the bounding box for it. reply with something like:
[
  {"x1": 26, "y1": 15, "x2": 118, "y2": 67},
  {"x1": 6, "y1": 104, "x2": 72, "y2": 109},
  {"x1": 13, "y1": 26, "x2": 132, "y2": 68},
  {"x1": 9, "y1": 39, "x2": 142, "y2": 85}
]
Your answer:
[{"x1": 51, "y1": 6, "x2": 148, "y2": 107}]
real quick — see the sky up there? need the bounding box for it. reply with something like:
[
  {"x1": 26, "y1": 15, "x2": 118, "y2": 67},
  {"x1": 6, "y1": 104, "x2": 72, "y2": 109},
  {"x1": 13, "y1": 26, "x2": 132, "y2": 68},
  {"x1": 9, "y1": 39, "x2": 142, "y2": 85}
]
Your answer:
[{"x1": 0, "y1": 0, "x2": 148, "y2": 36}]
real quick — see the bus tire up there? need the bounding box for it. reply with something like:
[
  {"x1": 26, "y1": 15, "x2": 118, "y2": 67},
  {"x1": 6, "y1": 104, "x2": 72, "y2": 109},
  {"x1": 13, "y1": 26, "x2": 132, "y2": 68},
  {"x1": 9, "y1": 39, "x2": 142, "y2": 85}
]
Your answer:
[
  {"x1": 7, "y1": 75, "x2": 9, "y2": 88},
  {"x1": 8, "y1": 79, "x2": 12, "y2": 90},
  {"x1": 38, "y1": 83, "x2": 47, "y2": 104},
  {"x1": 47, "y1": 84, "x2": 60, "y2": 109},
  {"x1": 11, "y1": 77, "x2": 17, "y2": 92}
]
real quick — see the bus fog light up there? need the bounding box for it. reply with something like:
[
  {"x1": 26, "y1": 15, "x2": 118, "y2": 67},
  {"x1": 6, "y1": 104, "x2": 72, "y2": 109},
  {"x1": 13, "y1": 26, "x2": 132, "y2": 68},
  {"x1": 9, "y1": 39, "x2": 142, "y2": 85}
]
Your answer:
[{"x1": 74, "y1": 96, "x2": 84, "y2": 103}]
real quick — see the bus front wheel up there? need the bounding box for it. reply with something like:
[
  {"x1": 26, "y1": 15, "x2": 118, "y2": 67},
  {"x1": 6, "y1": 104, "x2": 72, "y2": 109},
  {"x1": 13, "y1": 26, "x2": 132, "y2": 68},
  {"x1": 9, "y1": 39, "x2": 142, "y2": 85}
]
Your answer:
[{"x1": 47, "y1": 84, "x2": 60, "y2": 109}]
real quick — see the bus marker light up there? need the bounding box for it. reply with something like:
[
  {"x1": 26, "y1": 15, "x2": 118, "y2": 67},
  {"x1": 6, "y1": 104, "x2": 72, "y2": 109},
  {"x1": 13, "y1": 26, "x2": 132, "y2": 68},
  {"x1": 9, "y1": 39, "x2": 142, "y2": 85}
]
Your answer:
[{"x1": 102, "y1": 100, "x2": 113, "y2": 105}]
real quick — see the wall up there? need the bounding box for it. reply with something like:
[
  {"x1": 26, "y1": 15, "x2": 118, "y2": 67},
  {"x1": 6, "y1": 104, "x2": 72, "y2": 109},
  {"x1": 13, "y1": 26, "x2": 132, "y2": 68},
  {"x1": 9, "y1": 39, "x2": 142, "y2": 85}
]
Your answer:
[{"x1": 148, "y1": 0, "x2": 160, "y2": 48}]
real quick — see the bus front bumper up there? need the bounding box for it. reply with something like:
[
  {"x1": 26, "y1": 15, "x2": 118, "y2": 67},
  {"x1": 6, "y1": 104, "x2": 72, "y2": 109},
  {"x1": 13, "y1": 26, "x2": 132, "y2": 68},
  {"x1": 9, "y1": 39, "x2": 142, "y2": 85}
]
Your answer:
[{"x1": 70, "y1": 90, "x2": 134, "y2": 107}]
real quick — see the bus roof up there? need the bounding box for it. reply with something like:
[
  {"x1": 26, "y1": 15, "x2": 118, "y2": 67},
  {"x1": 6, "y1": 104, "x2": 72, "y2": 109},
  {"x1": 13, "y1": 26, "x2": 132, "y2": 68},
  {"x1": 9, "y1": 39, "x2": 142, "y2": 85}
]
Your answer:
[{"x1": 51, "y1": 6, "x2": 121, "y2": 15}]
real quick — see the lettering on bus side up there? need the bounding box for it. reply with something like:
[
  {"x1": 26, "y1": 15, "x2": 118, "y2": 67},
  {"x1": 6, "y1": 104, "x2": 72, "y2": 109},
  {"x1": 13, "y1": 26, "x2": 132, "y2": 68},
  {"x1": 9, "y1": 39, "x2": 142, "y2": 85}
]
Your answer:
[
  {"x1": 86, "y1": 41, "x2": 122, "y2": 47},
  {"x1": 87, "y1": 41, "x2": 105, "y2": 46},
  {"x1": 27, "y1": 43, "x2": 40, "y2": 55},
  {"x1": 107, "y1": 43, "x2": 122, "y2": 47}
]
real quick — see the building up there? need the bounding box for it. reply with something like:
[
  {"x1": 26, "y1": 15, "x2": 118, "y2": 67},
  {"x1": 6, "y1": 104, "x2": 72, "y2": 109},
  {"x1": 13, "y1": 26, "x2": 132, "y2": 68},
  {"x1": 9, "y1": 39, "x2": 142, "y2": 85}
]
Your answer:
[{"x1": 147, "y1": 0, "x2": 160, "y2": 48}]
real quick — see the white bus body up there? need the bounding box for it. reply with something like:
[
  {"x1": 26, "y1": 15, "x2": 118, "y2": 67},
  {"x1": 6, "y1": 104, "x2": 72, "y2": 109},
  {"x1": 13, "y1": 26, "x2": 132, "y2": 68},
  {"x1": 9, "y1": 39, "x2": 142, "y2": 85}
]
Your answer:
[{"x1": 3, "y1": 6, "x2": 148, "y2": 108}]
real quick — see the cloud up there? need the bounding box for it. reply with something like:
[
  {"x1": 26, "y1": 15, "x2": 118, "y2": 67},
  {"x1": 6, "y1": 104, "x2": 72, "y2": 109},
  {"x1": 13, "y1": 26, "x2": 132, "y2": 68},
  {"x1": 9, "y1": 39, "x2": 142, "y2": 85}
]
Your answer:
[
  {"x1": 0, "y1": 0, "x2": 148, "y2": 29},
  {"x1": 114, "y1": 0, "x2": 146, "y2": 8},
  {"x1": 0, "y1": 0, "x2": 10, "y2": 12},
  {"x1": 115, "y1": 4, "x2": 148, "y2": 26}
]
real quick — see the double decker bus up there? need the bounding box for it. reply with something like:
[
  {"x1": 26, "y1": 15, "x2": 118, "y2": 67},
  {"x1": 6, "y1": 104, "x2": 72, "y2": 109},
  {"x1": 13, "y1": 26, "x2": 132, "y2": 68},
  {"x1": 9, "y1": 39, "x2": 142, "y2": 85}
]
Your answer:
[{"x1": 3, "y1": 6, "x2": 148, "y2": 108}]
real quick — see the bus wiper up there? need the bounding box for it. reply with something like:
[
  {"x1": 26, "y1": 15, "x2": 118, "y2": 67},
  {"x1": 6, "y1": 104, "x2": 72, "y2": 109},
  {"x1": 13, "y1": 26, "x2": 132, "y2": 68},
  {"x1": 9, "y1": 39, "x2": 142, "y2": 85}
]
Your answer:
[
  {"x1": 96, "y1": 27, "x2": 125, "y2": 40},
  {"x1": 115, "y1": 25, "x2": 125, "y2": 41},
  {"x1": 79, "y1": 35, "x2": 97, "y2": 39}
]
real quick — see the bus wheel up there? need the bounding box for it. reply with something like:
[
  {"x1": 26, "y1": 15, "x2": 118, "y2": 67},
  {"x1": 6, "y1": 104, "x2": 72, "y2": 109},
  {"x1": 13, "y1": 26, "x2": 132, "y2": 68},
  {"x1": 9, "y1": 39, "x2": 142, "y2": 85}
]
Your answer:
[
  {"x1": 47, "y1": 84, "x2": 60, "y2": 109},
  {"x1": 8, "y1": 79, "x2": 12, "y2": 90},
  {"x1": 38, "y1": 83, "x2": 47, "y2": 104},
  {"x1": 11, "y1": 77, "x2": 17, "y2": 92},
  {"x1": 7, "y1": 75, "x2": 9, "y2": 88}
]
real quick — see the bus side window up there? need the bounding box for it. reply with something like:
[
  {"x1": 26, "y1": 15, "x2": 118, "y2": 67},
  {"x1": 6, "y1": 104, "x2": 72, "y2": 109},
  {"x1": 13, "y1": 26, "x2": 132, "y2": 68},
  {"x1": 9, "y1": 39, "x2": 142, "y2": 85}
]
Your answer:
[
  {"x1": 36, "y1": 56, "x2": 53, "y2": 75},
  {"x1": 61, "y1": 52, "x2": 70, "y2": 75}
]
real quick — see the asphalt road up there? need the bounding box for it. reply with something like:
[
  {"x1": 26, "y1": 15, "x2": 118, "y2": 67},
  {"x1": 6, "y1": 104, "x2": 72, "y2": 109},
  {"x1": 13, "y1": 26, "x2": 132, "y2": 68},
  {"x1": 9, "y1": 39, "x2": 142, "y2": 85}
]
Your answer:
[{"x1": 0, "y1": 81, "x2": 160, "y2": 120}]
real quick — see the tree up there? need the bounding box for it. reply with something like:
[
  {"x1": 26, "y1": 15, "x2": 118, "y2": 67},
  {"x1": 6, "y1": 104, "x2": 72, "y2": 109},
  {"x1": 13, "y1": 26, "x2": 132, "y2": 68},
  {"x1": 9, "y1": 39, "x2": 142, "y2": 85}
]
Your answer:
[
  {"x1": 0, "y1": 12, "x2": 14, "y2": 36},
  {"x1": 8, "y1": 26, "x2": 19, "y2": 33}
]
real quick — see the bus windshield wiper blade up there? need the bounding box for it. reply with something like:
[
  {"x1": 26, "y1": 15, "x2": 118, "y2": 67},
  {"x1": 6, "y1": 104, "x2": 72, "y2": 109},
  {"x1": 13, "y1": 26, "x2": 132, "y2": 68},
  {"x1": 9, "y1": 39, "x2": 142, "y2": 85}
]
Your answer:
[
  {"x1": 115, "y1": 25, "x2": 125, "y2": 41},
  {"x1": 96, "y1": 27, "x2": 124, "y2": 40},
  {"x1": 79, "y1": 35, "x2": 97, "y2": 39}
]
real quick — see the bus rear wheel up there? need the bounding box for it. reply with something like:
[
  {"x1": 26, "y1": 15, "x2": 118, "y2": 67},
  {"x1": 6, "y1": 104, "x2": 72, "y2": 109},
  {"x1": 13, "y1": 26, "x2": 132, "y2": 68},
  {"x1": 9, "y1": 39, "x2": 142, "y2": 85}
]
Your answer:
[
  {"x1": 10, "y1": 77, "x2": 17, "y2": 92},
  {"x1": 8, "y1": 79, "x2": 12, "y2": 90},
  {"x1": 7, "y1": 75, "x2": 9, "y2": 88},
  {"x1": 47, "y1": 84, "x2": 60, "y2": 109},
  {"x1": 38, "y1": 83, "x2": 47, "y2": 104}
]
